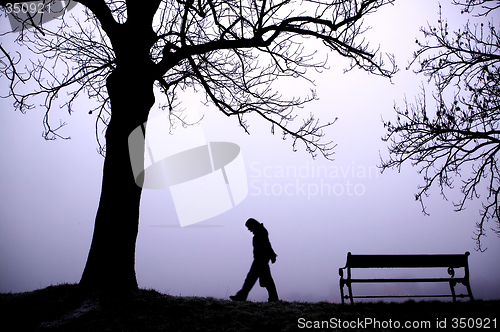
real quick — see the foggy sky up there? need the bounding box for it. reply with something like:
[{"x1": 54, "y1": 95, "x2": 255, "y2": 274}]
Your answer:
[{"x1": 1, "y1": 0, "x2": 499, "y2": 302}]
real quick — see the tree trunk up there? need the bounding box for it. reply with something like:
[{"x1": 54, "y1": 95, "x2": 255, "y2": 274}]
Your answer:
[{"x1": 79, "y1": 65, "x2": 155, "y2": 293}]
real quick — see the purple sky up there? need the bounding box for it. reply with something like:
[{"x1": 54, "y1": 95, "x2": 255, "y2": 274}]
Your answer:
[{"x1": 1, "y1": 0, "x2": 499, "y2": 302}]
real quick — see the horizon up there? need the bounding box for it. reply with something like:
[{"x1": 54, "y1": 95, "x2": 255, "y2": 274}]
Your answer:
[{"x1": 1, "y1": 0, "x2": 499, "y2": 303}]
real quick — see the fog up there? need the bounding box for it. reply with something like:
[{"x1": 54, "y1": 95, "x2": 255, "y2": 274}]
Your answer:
[{"x1": 1, "y1": 0, "x2": 499, "y2": 302}]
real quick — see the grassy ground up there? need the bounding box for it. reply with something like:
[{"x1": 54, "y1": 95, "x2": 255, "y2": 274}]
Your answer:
[{"x1": 1, "y1": 284, "x2": 498, "y2": 331}]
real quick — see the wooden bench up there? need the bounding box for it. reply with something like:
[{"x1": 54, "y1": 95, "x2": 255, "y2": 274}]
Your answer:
[{"x1": 339, "y1": 252, "x2": 474, "y2": 304}]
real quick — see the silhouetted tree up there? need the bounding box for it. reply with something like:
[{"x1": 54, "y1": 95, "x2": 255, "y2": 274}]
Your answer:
[
  {"x1": 381, "y1": 0, "x2": 499, "y2": 250},
  {"x1": 1, "y1": 0, "x2": 395, "y2": 291}
]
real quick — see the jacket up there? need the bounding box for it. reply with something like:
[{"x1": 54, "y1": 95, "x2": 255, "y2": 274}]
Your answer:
[{"x1": 252, "y1": 223, "x2": 277, "y2": 262}]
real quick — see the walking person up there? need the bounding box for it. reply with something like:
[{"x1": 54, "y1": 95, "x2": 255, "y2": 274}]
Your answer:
[{"x1": 230, "y1": 218, "x2": 279, "y2": 302}]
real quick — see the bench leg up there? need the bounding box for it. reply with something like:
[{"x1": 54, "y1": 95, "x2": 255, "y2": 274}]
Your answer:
[
  {"x1": 449, "y1": 280, "x2": 457, "y2": 302},
  {"x1": 347, "y1": 283, "x2": 354, "y2": 305},
  {"x1": 339, "y1": 281, "x2": 345, "y2": 305},
  {"x1": 465, "y1": 281, "x2": 474, "y2": 301}
]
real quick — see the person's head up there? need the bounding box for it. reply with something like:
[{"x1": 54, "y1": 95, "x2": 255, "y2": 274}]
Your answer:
[{"x1": 245, "y1": 218, "x2": 260, "y2": 233}]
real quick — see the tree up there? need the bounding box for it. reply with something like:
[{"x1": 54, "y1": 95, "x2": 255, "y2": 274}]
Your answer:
[
  {"x1": 381, "y1": 0, "x2": 500, "y2": 251},
  {"x1": 1, "y1": 0, "x2": 396, "y2": 292}
]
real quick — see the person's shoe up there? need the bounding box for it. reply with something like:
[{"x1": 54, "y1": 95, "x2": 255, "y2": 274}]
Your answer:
[
  {"x1": 268, "y1": 298, "x2": 280, "y2": 302},
  {"x1": 230, "y1": 295, "x2": 246, "y2": 301}
]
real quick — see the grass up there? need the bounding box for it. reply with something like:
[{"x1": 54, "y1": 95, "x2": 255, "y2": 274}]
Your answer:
[{"x1": 1, "y1": 284, "x2": 498, "y2": 331}]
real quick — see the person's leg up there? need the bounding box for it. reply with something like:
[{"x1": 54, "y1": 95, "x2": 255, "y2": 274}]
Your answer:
[
  {"x1": 259, "y1": 264, "x2": 279, "y2": 301},
  {"x1": 265, "y1": 278, "x2": 279, "y2": 301},
  {"x1": 231, "y1": 261, "x2": 259, "y2": 301}
]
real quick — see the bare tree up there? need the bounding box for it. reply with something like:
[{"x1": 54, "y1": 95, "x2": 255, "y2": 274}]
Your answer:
[
  {"x1": 1, "y1": 0, "x2": 395, "y2": 291},
  {"x1": 381, "y1": 0, "x2": 500, "y2": 251}
]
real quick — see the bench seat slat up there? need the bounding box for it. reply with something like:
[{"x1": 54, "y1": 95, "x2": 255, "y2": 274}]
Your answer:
[
  {"x1": 349, "y1": 277, "x2": 466, "y2": 283},
  {"x1": 349, "y1": 294, "x2": 471, "y2": 299}
]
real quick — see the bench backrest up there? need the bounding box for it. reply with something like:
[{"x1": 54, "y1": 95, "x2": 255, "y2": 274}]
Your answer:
[{"x1": 345, "y1": 252, "x2": 470, "y2": 269}]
